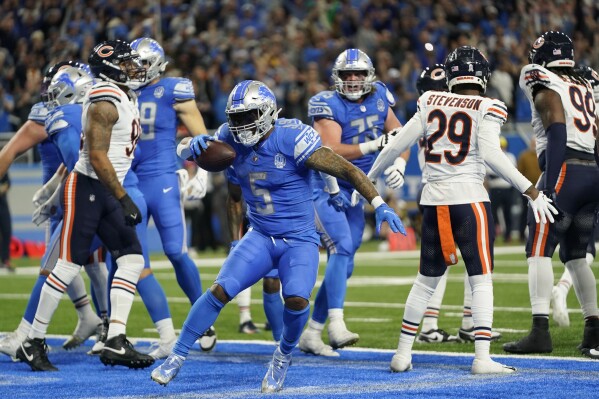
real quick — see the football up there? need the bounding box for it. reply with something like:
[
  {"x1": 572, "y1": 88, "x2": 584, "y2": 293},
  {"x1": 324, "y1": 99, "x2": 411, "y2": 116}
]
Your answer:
[{"x1": 193, "y1": 139, "x2": 236, "y2": 172}]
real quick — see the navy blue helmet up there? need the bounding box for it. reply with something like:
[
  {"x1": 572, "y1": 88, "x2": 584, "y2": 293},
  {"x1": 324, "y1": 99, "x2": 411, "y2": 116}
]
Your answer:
[
  {"x1": 444, "y1": 46, "x2": 490, "y2": 92},
  {"x1": 529, "y1": 31, "x2": 574, "y2": 68},
  {"x1": 577, "y1": 65, "x2": 599, "y2": 87},
  {"x1": 88, "y1": 39, "x2": 146, "y2": 88},
  {"x1": 416, "y1": 64, "x2": 448, "y2": 95}
]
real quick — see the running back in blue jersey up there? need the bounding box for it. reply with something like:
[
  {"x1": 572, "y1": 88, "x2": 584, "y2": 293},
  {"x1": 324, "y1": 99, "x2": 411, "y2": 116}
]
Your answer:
[
  {"x1": 133, "y1": 77, "x2": 195, "y2": 178},
  {"x1": 45, "y1": 104, "x2": 83, "y2": 171},
  {"x1": 220, "y1": 118, "x2": 322, "y2": 243},
  {"x1": 29, "y1": 102, "x2": 61, "y2": 184},
  {"x1": 308, "y1": 81, "x2": 395, "y2": 192}
]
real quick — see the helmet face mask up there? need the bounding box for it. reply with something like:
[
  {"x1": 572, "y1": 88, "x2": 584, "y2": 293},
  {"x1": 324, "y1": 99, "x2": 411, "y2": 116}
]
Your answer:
[
  {"x1": 130, "y1": 37, "x2": 168, "y2": 89},
  {"x1": 416, "y1": 64, "x2": 448, "y2": 95},
  {"x1": 88, "y1": 40, "x2": 146, "y2": 89},
  {"x1": 226, "y1": 80, "x2": 280, "y2": 147},
  {"x1": 444, "y1": 46, "x2": 490, "y2": 93},
  {"x1": 332, "y1": 49, "x2": 375, "y2": 101},
  {"x1": 529, "y1": 31, "x2": 575, "y2": 68}
]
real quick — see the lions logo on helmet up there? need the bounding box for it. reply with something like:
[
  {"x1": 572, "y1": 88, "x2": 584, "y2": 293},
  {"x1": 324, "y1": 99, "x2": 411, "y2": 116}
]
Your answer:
[
  {"x1": 44, "y1": 66, "x2": 95, "y2": 109},
  {"x1": 444, "y1": 46, "x2": 491, "y2": 93},
  {"x1": 528, "y1": 31, "x2": 575, "y2": 68},
  {"x1": 130, "y1": 37, "x2": 168, "y2": 89},
  {"x1": 41, "y1": 61, "x2": 90, "y2": 104},
  {"x1": 331, "y1": 49, "x2": 376, "y2": 101},
  {"x1": 416, "y1": 64, "x2": 448, "y2": 95},
  {"x1": 225, "y1": 80, "x2": 281, "y2": 147},
  {"x1": 88, "y1": 39, "x2": 146, "y2": 88}
]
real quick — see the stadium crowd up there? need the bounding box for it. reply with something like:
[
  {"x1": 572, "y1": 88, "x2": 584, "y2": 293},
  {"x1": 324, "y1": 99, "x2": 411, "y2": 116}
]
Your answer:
[{"x1": 0, "y1": 0, "x2": 598, "y2": 132}]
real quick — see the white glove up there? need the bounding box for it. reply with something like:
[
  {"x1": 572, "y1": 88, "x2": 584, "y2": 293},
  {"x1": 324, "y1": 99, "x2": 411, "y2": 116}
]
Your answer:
[
  {"x1": 32, "y1": 171, "x2": 63, "y2": 208},
  {"x1": 32, "y1": 185, "x2": 62, "y2": 226},
  {"x1": 524, "y1": 191, "x2": 558, "y2": 224},
  {"x1": 185, "y1": 167, "x2": 208, "y2": 201},
  {"x1": 350, "y1": 189, "x2": 362, "y2": 207},
  {"x1": 384, "y1": 157, "x2": 407, "y2": 189},
  {"x1": 359, "y1": 129, "x2": 397, "y2": 155}
]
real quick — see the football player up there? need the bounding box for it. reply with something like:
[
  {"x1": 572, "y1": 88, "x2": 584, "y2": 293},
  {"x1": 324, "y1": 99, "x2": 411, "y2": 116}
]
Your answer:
[
  {"x1": 369, "y1": 46, "x2": 557, "y2": 374},
  {"x1": 298, "y1": 49, "x2": 407, "y2": 356},
  {"x1": 151, "y1": 80, "x2": 404, "y2": 392},
  {"x1": 503, "y1": 32, "x2": 599, "y2": 358}
]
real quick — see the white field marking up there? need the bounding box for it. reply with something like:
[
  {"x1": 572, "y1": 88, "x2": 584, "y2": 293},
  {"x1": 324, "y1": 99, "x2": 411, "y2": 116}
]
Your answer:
[
  {"x1": 493, "y1": 328, "x2": 531, "y2": 333},
  {"x1": 345, "y1": 318, "x2": 392, "y2": 323}
]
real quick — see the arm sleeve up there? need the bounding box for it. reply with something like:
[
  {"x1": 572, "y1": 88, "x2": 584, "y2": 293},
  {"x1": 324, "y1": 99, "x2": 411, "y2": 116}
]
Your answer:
[
  {"x1": 544, "y1": 122, "x2": 567, "y2": 192},
  {"x1": 367, "y1": 114, "x2": 422, "y2": 181},
  {"x1": 478, "y1": 119, "x2": 532, "y2": 193},
  {"x1": 319, "y1": 172, "x2": 340, "y2": 193},
  {"x1": 53, "y1": 128, "x2": 81, "y2": 171}
]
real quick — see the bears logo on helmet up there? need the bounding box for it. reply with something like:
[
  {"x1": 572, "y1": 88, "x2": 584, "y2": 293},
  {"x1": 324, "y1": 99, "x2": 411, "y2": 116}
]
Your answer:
[
  {"x1": 529, "y1": 31, "x2": 574, "y2": 68},
  {"x1": 88, "y1": 39, "x2": 146, "y2": 88},
  {"x1": 416, "y1": 64, "x2": 448, "y2": 95}
]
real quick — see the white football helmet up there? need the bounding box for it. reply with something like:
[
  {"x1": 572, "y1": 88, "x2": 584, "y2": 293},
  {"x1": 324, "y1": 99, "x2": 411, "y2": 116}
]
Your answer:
[
  {"x1": 44, "y1": 66, "x2": 94, "y2": 109},
  {"x1": 332, "y1": 49, "x2": 376, "y2": 101},
  {"x1": 130, "y1": 37, "x2": 168, "y2": 88},
  {"x1": 225, "y1": 80, "x2": 280, "y2": 147}
]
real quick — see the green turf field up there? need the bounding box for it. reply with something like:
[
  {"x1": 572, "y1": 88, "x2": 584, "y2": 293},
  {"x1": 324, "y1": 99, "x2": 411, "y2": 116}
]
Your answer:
[{"x1": 1, "y1": 243, "x2": 596, "y2": 358}]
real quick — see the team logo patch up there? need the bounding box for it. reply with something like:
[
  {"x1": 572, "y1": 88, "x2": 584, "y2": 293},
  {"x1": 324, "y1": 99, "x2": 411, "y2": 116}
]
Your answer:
[
  {"x1": 252, "y1": 152, "x2": 259, "y2": 163},
  {"x1": 97, "y1": 45, "x2": 114, "y2": 58},
  {"x1": 533, "y1": 37, "x2": 545, "y2": 49},
  {"x1": 377, "y1": 99, "x2": 384, "y2": 112},
  {"x1": 274, "y1": 153, "x2": 286, "y2": 169},
  {"x1": 360, "y1": 105, "x2": 366, "y2": 112},
  {"x1": 154, "y1": 86, "x2": 164, "y2": 98}
]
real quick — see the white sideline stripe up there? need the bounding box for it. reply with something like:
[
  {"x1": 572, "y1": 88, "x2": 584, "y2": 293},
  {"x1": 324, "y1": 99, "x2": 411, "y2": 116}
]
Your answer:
[{"x1": 0, "y1": 292, "x2": 583, "y2": 314}]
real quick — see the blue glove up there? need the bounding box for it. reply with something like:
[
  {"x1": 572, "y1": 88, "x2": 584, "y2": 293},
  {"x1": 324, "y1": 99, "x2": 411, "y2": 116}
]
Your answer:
[
  {"x1": 374, "y1": 203, "x2": 406, "y2": 235},
  {"x1": 327, "y1": 191, "x2": 351, "y2": 212},
  {"x1": 189, "y1": 135, "x2": 216, "y2": 159}
]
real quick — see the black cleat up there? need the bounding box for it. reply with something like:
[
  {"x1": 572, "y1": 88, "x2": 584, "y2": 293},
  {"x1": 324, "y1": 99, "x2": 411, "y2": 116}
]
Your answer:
[
  {"x1": 503, "y1": 318, "x2": 552, "y2": 354},
  {"x1": 100, "y1": 334, "x2": 154, "y2": 369},
  {"x1": 239, "y1": 320, "x2": 260, "y2": 334},
  {"x1": 264, "y1": 321, "x2": 272, "y2": 331},
  {"x1": 579, "y1": 318, "x2": 599, "y2": 352},
  {"x1": 16, "y1": 338, "x2": 58, "y2": 371}
]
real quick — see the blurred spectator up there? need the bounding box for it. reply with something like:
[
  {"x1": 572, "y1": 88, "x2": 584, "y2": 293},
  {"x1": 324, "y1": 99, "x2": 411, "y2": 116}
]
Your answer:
[
  {"x1": 516, "y1": 138, "x2": 542, "y2": 242},
  {"x1": 0, "y1": 172, "x2": 12, "y2": 271},
  {"x1": 486, "y1": 136, "x2": 518, "y2": 243},
  {"x1": 0, "y1": 84, "x2": 15, "y2": 132}
]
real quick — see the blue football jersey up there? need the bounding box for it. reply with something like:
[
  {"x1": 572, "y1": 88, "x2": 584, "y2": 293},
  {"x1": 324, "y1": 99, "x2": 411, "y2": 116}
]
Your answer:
[
  {"x1": 29, "y1": 102, "x2": 61, "y2": 184},
  {"x1": 45, "y1": 104, "x2": 83, "y2": 172},
  {"x1": 308, "y1": 81, "x2": 394, "y2": 191},
  {"x1": 133, "y1": 77, "x2": 196, "y2": 178},
  {"x1": 221, "y1": 118, "x2": 321, "y2": 243}
]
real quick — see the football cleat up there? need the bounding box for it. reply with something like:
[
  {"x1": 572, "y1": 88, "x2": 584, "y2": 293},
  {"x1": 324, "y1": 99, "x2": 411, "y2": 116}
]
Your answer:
[
  {"x1": 239, "y1": 320, "x2": 260, "y2": 334},
  {"x1": 261, "y1": 347, "x2": 292, "y2": 393},
  {"x1": 580, "y1": 318, "x2": 599, "y2": 351},
  {"x1": 582, "y1": 347, "x2": 599, "y2": 360},
  {"x1": 88, "y1": 315, "x2": 109, "y2": 355},
  {"x1": 416, "y1": 328, "x2": 460, "y2": 343},
  {"x1": 459, "y1": 327, "x2": 502, "y2": 342},
  {"x1": 551, "y1": 286, "x2": 570, "y2": 327},
  {"x1": 472, "y1": 358, "x2": 516, "y2": 374},
  {"x1": 264, "y1": 321, "x2": 272, "y2": 331},
  {"x1": 198, "y1": 325, "x2": 217, "y2": 352},
  {"x1": 151, "y1": 353, "x2": 185, "y2": 386},
  {"x1": 148, "y1": 338, "x2": 177, "y2": 360},
  {"x1": 327, "y1": 319, "x2": 359, "y2": 349},
  {"x1": 390, "y1": 353, "x2": 412, "y2": 372},
  {"x1": 63, "y1": 315, "x2": 102, "y2": 350},
  {"x1": 503, "y1": 323, "x2": 552, "y2": 354},
  {"x1": 298, "y1": 330, "x2": 339, "y2": 357},
  {"x1": 16, "y1": 338, "x2": 58, "y2": 371},
  {"x1": 0, "y1": 331, "x2": 26, "y2": 360},
  {"x1": 100, "y1": 334, "x2": 155, "y2": 369}
]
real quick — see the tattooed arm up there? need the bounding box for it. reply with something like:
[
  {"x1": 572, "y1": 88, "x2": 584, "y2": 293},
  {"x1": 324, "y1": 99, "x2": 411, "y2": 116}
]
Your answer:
[
  {"x1": 305, "y1": 147, "x2": 379, "y2": 203},
  {"x1": 86, "y1": 101, "x2": 127, "y2": 200},
  {"x1": 226, "y1": 181, "x2": 244, "y2": 241}
]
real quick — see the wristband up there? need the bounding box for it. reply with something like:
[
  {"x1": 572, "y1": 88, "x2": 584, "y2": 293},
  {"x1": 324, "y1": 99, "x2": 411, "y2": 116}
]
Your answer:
[
  {"x1": 359, "y1": 140, "x2": 378, "y2": 155},
  {"x1": 370, "y1": 195, "x2": 385, "y2": 209}
]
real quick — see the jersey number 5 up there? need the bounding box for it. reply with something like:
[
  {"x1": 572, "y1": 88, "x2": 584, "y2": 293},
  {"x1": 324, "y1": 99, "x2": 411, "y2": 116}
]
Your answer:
[{"x1": 424, "y1": 110, "x2": 472, "y2": 165}]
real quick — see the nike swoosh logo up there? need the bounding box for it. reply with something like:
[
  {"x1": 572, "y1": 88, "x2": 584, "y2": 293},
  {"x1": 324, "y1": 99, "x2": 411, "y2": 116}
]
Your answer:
[
  {"x1": 21, "y1": 344, "x2": 34, "y2": 361},
  {"x1": 163, "y1": 187, "x2": 173, "y2": 193},
  {"x1": 131, "y1": 213, "x2": 138, "y2": 220},
  {"x1": 102, "y1": 346, "x2": 126, "y2": 355}
]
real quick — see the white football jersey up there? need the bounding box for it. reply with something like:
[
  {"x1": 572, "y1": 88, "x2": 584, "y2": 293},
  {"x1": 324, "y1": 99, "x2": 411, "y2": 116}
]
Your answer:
[
  {"x1": 74, "y1": 82, "x2": 141, "y2": 183},
  {"x1": 520, "y1": 64, "x2": 597, "y2": 157}
]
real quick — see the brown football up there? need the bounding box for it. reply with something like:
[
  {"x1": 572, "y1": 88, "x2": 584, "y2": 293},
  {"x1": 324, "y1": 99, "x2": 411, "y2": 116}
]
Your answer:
[{"x1": 194, "y1": 140, "x2": 236, "y2": 172}]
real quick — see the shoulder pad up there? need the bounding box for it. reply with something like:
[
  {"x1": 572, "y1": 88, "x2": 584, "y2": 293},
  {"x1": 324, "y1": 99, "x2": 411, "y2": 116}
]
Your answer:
[
  {"x1": 520, "y1": 64, "x2": 552, "y2": 91},
  {"x1": 482, "y1": 98, "x2": 508, "y2": 125},
  {"x1": 308, "y1": 93, "x2": 336, "y2": 118},
  {"x1": 28, "y1": 102, "x2": 48, "y2": 124},
  {"x1": 172, "y1": 78, "x2": 195, "y2": 100},
  {"x1": 373, "y1": 81, "x2": 396, "y2": 106},
  {"x1": 88, "y1": 82, "x2": 123, "y2": 104},
  {"x1": 45, "y1": 110, "x2": 69, "y2": 135}
]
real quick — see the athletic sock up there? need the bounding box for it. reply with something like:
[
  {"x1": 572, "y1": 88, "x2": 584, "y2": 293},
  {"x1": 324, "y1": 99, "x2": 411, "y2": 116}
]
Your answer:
[
  {"x1": 23, "y1": 275, "x2": 47, "y2": 324},
  {"x1": 461, "y1": 272, "x2": 473, "y2": 329},
  {"x1": 311, "y1": 279, "x2": 328, "y2": 325},
  {"x1": 107, "y1": 254, "x2": 144, "y2": 339},
  {"x1": 167, "y1": 252, "x2": 202, "y2": 304},
  {"x1": 324, "y1": 254, "x2": 351, "y2": 309},
  {"x1": 566, "y1": 258, "x2": 599, "y2": 319},
  {"x1": 137, "y1": 273, "x2": 171, "y2": 323},
  {"x1": 263, "y1": 291, "x2": 284, "y2": 341},
  {"x1": 84, "y1": 259, "x2": 108, "y2": 315},
  {"x1": 66, "y1": 272, "x2": 97, "y2": 321},
  {"x1": 279, "y1": 305, "x2": 310, "y2": 355},
  {"x1": 469, "y1": 274, "x2": 494, "y2": 361},
  {"x1": 173, "y1": 290, "x2": 224, "y2": 358},
  {"x1": 422, "y1": 270, "x2": 448, "y2": 331},
  {"x1": 528, "y1": 256, "x2": 553, "y2": 317},
  {"x1": 155, "y1": 318, "x2": 177, "y2": 344},
  {"x1": 237, "y1": 287, "x2": 252, "y2": 324}
]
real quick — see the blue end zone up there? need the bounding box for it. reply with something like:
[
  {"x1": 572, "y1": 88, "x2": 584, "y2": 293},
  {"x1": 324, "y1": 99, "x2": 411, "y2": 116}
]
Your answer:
[{"x1": 1, "y1": 336, "x2": 597, "y2": 398}]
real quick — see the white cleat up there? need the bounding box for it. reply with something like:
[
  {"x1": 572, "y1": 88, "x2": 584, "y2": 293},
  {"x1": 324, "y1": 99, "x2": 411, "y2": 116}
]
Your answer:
[
  {"x1": 198, "y1": 326, "x2": 217, "y2": 352},
  {"x1": 416, "y1": 328, "x2": 460, "y2": 343},
  {"x1": 471, "y1": 358, "x2": 516, "y2": 374},
  {"x1": 63, "y1": 315, "x2": 102, "y2": 350},
  {"x1": 151, "y1": 353, "x2": 185, "y2": 386},
  {"x1": 390, "y1": 353, "x2": 412, "y2": 372},
  {"x1": 0, "y1": 331, "x2": 25, "y2": 360},
  {"x1": 148, "y1": 338, "x2": 177, "y2": 359},
  {"x1": 261, "y1": 347, "x2": 292, "y2": 393},
  {"x1": 551, "y1": 286, "x2": 570, "y2": 327},
  {"x1": 458, "y1": 327, "x2": 502, "y2": 342},
  {"x1": 298, "y1": 330, "x2": 339, "y2": 357},
  {"x1": 327, "y1": 320, "x2": 359, "y2": 349}
]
